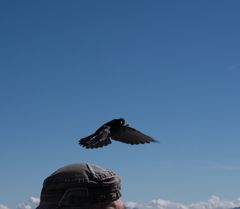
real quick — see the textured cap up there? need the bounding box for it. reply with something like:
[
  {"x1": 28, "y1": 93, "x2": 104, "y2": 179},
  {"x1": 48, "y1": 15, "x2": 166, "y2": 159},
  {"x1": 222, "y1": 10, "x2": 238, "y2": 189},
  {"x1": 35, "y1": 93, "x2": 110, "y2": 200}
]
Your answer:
[{"x1": 36, "y1": 163, "x2": 121, "y2": 209}]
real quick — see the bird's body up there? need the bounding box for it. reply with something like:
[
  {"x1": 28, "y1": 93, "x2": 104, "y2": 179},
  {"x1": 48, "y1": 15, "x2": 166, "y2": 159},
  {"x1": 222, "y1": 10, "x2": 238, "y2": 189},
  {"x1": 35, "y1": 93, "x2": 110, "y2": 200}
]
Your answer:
[{"x1": 79, "y1": 118, "x2": 157, "y2": 149}]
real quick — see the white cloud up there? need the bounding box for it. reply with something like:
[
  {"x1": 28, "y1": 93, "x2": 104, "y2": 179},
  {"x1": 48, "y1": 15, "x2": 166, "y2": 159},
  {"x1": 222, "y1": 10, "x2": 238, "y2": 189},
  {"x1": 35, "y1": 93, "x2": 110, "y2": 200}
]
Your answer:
[
  {"x1": 29, "y1": 197, "x2": 40, "y2": 205},
  {"x1": 0, "y1": 204, "x2": 10, "y2": 209},
  {"x1": 0, "y1": 197, "x2": 39, "y2": 209},
  {"x1": 124, "y1": 201, "x2": 142, "y2": 209},
  {"x1": 149, "y1": 199, "x2": 188, "y2": 209},
  {"x1": 125, "y1": 196, "x2": 240, "y2": 209},
  {"x1": 1, "y1": 195, "x2": 240, "y2": 209},
  {"x1": 189, "y1": 196, "x2": 240, "y2": 209},
  {"x1": 17, "y1": 203, "x2": 32, "y2": 209}
]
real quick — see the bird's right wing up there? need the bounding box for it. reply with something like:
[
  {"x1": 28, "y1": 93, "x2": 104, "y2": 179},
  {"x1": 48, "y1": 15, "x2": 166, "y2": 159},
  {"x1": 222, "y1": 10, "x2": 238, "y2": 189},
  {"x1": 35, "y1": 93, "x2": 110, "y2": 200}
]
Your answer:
[
  {"x1": 79, "y1": 126, "x2": 111, "y2": 149},
  {"x1": 111, "y1": 126, "x2": 157, "y2": 145}
]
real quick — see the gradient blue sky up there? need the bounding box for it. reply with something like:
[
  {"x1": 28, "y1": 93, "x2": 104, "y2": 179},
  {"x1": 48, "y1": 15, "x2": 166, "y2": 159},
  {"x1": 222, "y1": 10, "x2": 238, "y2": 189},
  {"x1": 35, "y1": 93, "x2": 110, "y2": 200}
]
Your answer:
[{"x1": 1, "y1": 1, "x2": 240, "y2": 209}]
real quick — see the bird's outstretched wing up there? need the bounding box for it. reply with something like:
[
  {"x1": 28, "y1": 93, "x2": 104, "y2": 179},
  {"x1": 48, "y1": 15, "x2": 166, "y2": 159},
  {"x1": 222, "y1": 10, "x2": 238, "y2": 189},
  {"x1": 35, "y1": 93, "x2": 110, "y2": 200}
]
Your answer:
[
  {"x1": 111, "y1": 126, "x2": 157, "y2": 145},
  {"x1": 79, "y1": 126, "x2": 111, "y2": 149}
]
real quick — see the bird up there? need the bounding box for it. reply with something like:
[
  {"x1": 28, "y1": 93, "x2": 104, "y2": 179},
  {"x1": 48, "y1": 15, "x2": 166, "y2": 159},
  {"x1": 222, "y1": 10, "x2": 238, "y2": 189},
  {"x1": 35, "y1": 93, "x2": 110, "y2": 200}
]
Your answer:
[{"x1": 79, "y1": 118, "x2": 157, "y2": 149}]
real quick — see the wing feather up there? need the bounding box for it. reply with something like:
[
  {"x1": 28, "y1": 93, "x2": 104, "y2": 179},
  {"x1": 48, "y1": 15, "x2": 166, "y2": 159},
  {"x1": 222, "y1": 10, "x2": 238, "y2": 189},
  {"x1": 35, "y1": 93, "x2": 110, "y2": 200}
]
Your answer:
[
  {"x1": 79, "y1": 126, "x2": 111, "y2": 149},
  {"x1": 111, "y1": 126, "x2": 157, "y2": 145}
]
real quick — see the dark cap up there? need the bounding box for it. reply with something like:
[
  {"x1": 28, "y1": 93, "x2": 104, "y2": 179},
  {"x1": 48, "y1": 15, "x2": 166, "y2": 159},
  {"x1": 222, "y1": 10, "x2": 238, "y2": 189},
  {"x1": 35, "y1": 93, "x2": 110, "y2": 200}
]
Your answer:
[{"x1": 36, "y1": 163, "x2": 121, "y2": 209}]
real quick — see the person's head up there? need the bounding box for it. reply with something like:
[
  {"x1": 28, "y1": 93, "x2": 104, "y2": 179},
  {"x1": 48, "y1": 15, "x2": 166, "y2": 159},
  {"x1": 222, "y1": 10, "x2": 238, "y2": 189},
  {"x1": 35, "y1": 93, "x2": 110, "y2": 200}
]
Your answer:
[{"x1": 36, "y1": 163, "x2": 124, "y2": 209}]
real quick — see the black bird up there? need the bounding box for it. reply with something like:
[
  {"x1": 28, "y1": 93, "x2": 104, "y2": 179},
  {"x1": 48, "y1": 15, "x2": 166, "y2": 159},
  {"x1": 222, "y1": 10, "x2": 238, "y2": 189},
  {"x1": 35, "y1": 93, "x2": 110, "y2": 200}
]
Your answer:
[{"x1": 79, "y1": 118, "x2": 157, "y2": 149}]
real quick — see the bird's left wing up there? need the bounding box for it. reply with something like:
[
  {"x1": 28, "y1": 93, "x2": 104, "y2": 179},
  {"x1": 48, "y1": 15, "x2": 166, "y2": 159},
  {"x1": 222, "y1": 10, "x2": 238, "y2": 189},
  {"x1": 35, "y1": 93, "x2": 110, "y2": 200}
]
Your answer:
[
  {"x1": 111, "y1": 126, "x2": 157, "y2": 145},
  {"x1": 79, "y1": 126, "x2": 111, "y2": 149}
]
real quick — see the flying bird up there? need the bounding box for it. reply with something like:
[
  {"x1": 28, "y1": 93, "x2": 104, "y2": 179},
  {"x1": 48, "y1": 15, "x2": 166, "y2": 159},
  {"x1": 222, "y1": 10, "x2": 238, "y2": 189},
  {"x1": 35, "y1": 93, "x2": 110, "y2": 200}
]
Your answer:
[{"x1": 79, "y1": 118, "x2": 157, "y2": 149}]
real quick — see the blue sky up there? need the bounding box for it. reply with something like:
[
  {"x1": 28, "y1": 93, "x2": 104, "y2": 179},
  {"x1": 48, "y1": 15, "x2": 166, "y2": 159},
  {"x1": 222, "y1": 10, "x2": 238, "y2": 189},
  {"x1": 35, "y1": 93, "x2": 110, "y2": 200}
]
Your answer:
[{"x1": 0, "y1": 1, "x2": 240, "y2": 209}]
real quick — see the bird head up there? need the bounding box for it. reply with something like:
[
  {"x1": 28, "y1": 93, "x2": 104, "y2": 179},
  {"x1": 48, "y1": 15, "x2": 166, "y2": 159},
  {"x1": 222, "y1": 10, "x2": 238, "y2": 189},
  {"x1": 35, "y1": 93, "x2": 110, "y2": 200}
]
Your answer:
[{"x1": 118, "y1": 118, "x2": 125, "y2": 125}]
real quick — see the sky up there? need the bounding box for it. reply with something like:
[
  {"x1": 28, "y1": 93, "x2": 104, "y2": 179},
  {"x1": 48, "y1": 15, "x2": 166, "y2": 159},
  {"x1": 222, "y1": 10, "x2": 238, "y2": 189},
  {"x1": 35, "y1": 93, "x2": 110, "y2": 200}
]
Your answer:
[{"x1": 0, "y1": 0, "x2": 240, "y2": 209}]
